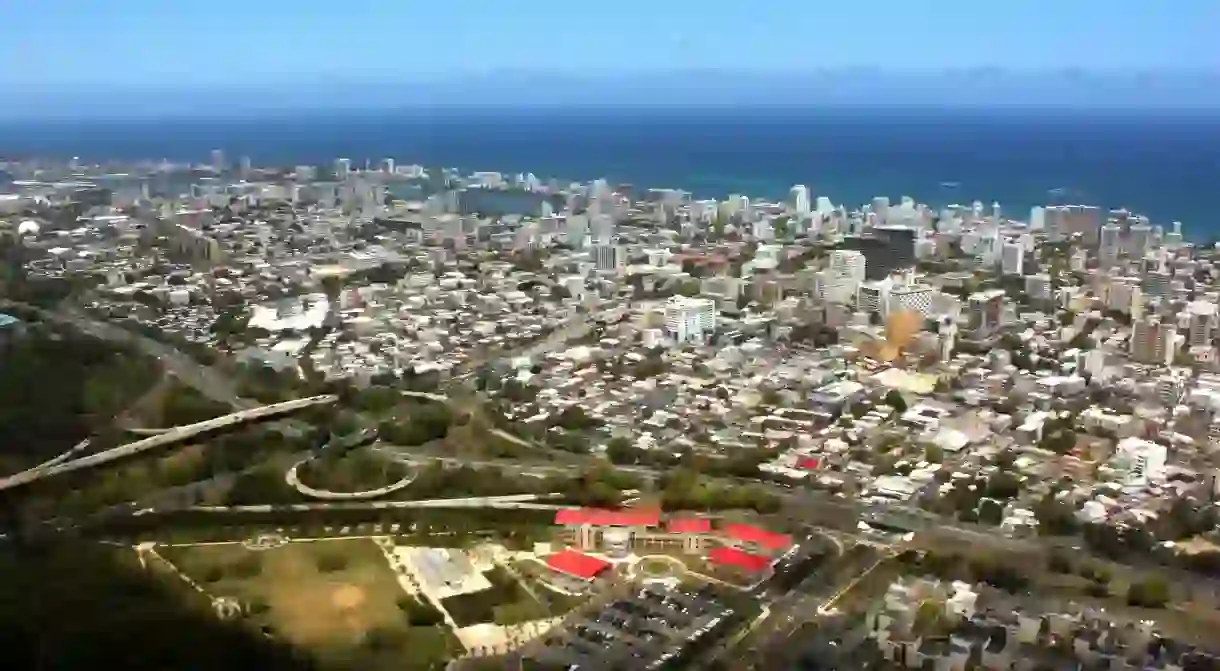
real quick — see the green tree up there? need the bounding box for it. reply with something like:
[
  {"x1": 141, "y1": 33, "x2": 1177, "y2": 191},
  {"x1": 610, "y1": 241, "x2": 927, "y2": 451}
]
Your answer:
[
  {"x1": 676, "y1": 279, "x2": 702, "y2": 297},
  {"x1": 1127, "y1": 577, "x2": 1170, "y2": 609},
  {"x1": 884, "y1": 390, "x2": 908, "y2": 413}
]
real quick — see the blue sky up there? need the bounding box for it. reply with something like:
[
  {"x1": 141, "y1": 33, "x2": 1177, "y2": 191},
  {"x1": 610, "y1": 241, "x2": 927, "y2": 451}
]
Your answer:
[
  {"x1": 1, "y1": 0, "x2": 1218, "y2": 116},
  {"x1": 3, "y1": 0, "x2": 1217, "y2": 87}
]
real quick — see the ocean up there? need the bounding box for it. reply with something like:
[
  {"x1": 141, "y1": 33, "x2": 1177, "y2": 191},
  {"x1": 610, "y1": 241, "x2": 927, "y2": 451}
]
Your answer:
[{"x1": 2, "y1": 106, "x2": 1218, "y2": 236}]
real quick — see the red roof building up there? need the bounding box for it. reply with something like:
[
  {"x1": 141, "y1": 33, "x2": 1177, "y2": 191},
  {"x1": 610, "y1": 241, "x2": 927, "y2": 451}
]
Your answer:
[
  {"x1": 546, "y1": 549, "x2": 612, "y2": 580},
  {"x1": 553, "y1": 508, "x2": 661, "y2": 527},
  {"x1": 707, "y1": 546, "x2": 772, "y2": 573},
  {"x1": 720, "y1": 523, "x2": 794, "y2": 552},
  {"x1": 796, "y1": 456, "x2": 820, "y2": 470},
  {"x1": 666, "y1": 517, "x2": 712, "y2": 534}
]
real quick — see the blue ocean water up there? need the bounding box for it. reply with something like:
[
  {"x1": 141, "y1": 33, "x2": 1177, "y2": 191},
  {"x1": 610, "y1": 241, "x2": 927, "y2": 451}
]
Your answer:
[{"x1": 2, "y1": 106, "x2": 1218, "y2": 235}]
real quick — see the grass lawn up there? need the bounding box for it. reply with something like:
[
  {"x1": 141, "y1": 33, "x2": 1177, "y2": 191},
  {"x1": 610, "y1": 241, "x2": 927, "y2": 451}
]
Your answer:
[
  {"x1": 441, "y1": 565, "x2": 551, "y2": 627},
  {"x1": 639, "y1": 556, "x2": 684, "y2": 578},
  {"x1": 157, "y1": 539, "x2": 461, "y2": 670}
]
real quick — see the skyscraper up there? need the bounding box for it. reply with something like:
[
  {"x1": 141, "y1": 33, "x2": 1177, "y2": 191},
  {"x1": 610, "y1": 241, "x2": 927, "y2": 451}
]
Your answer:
[
  {"x1": 1099, "y1": 224, "x2": 1122, "y2": 269},
  {"x1": 209, "y1": 149, "x2": 225, "y2": 173},
  {"x1": 825, "y1": 250, "x2": 866, "y2": 304},
  {"x1": 789, "y1": 185, "x2": 811, "y2": 216},
  {"x1": 1000, "y1": 241, "x2": 1024, "y2": 276},
  {"x1": 1131, "y1": 316, "x2": 1178, "y2": 366}
]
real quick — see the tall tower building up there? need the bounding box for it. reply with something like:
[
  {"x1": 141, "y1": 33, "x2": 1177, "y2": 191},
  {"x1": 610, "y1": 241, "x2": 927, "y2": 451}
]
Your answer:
[
  {"x1": 1000, "y1": 241, "x2": 1025, "y2": 276},
  {"x1": 1029, "y1": 206, "x2": 1046, "y2": 231},
  {"x1": 825, "y1": 250, "x2": 866, "y2": 304},
  {"x1": 209, "y1": 149, "x2": 226, "y2": 173},
  {"x1": 789, "y1": 185, "x2": 811, "y2": 216},
  {"x1": 1187, "y1": 301, "x2": 1217, "y2": 348},
  {"x1": 1099, "y1": 224, "x2": 1122, "y2": 269},
  {"x1": 1131, "y1": 316, "x2": 1178, "y2": 366},
  {"x1": 333, "y1": 158, "x2": 352, "y2": 180}
]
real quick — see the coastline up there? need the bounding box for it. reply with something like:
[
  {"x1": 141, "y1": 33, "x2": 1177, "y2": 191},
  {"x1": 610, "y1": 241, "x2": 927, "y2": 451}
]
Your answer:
[{"x1": 2, "y1": 105, "x2": 1217, "y2": 234}]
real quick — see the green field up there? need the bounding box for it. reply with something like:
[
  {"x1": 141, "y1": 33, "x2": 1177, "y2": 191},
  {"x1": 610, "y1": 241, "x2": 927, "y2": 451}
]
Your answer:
[{"x1": 440, "y1": 565, "x2": 551, "y2": 627}]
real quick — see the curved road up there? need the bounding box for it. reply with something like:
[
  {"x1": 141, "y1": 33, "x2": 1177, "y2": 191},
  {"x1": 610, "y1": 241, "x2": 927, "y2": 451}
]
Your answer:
[{"x1": 284, "y1": 455, "x2": 417, "y2": 501}]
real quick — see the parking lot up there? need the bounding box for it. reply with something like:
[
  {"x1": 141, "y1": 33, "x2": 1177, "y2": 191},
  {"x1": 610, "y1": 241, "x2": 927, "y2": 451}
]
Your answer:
[{"x1": 527, "y1": 584, "x2": 736, "y2": 670}]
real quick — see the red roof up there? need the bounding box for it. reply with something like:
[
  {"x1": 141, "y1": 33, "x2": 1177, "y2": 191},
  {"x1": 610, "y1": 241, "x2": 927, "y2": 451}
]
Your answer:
[
  {"x1": 796, "y1": 456, "x2": 820, "y2": 470},
  {"x1": 720, "y1": 523, "x2": 794, "y2": 551},
  {"x1": 546, "y1": 549, "x2": 612, "y2": 580},
  {"x1": 666, "y1": 517, "x2": 712, "y2": 534},
  {"x1": 554, "y1": 507, "x2": 661, "y2": 527},
  {"x1": 707, "y1": 546, "x2": 772, "y2": 573}
]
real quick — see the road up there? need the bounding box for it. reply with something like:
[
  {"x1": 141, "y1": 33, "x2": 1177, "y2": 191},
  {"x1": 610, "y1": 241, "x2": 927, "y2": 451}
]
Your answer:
[
  {"x1": 148, "y1": 492, "x2": 571, "y2": 514},
  {"x1": 7, "y1": 302, "x2": 252, "y2": 409},
  {"x1": 0, "y1": 395, "x2": 338, "y2": 492}
]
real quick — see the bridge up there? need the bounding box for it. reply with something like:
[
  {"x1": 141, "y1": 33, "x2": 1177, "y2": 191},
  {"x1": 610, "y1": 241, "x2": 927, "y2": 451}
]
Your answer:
[{"x1": 0, "y1": 395, "x2": 339, "y2": 492}]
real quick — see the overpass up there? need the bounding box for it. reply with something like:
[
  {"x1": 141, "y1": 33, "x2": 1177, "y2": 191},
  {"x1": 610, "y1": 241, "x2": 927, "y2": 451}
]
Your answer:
[
  {"x1": 0, "y1": 395, "x2": 339, "y2": 492},
  {"x1": 165, "y1": 492, "x2": 572, "y2": 514}
]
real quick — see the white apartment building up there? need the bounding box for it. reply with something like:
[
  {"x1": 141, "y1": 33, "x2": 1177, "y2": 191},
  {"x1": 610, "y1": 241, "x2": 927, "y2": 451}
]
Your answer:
[
  {"x1": 857, "y1": 280, "x2": 891, "y2": 315},
  {"x1": 1130, "y1": 316, "x2": 1179, "y2": 367},
  {"x1": 1000, "y1": 241, "x2": 1024, "y2": 276},
  {"x1": 1024, "y1": 274, "x2": 1053, "y2": 302},
  {"x1": 592, "y1": 244, "x2": 626, "y2": 272},
  {"x1": 789, "y1": 184, "x2": 811, "y2": 215},
  {"x1": 887, "y1": 284, "x2": 935, "y2": 318},
  {"x1": 1114, "y1": 437, "x2": 1167, "y2": 484},
  {"x1": 1186, "y1": 300, "x2": 1217, "y2": 347},
  {"x1": 1099, "y1": 223, "x2": 1122, "y2": 269},
  {"x1": 825, "y1": 250, "x2": 866, "y2": 304},
  {"x1": 664, "y1": 296, "x2": 716, "y2": 344}
]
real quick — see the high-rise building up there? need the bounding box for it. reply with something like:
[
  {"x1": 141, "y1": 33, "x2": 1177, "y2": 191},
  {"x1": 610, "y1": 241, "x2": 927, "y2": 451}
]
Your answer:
[
  {"x1": 591, "y1": 214, "x2": 615, "y2": 245},
  {"x1": 592, "y1": 244, "x2": 626, "y2": 273},
  {"x1": 887, "y1": 283, "x2": 935, "y2": 318},
  {"x1": 1024, "y1": 274, "x2": 1053, "y2": 302},
  {"x1": 825, "y1": 250, "x2": 866, "y2": 304},
  {"x1": 1187, "y1": 301, "x2": 1217, "y2": 348},
  {"x1": 239, "y1": 156, "x2": 252, "y2": 179},
  {"x1": 1000, "y1": 241, "x2": 1024, "y2": 276},
  {"x1": 965, "y1": 289, "x2": 1006, "y2": 338},
  {"x1": 1128, "y1": 224, "x2": 1152, "y2": 258},
  {"x1": 789, "y1": 185, "x2": 811, "y2": 215},
  {"x1": 1099, "y1": 224, "x2": 1122, "y2": 268},
  {"x1": 334, "y1": 158, "x2": 352, "y2": 180},
  {"x1": 380, "y1": 158, "x2": 395, "y2": 174},
  {"x1": 1131, "y1": 316, "x2": 1178, "y2": 366},
  {"x1": 1029, "y1": 206, "x2": 1045, "y2": 230},
  {"x1": 1115, "y1": 437, "x2": 1167, "y2": 484},
  {"x1": 210, "y1": 149, "x2": 226, "y2": 173},
  {"x1": 856, "y1": 279, "x2": 892, "y2": 315},
  {"x1": 664, "y1": 296, "x2": 716, "y2": 344}
]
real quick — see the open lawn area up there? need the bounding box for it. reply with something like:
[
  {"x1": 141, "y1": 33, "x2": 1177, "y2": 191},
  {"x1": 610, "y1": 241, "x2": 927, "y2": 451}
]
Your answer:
[
  {"x1": 441, "y1": 565, "x2": 551, "y2": 627},
  {"x1": 158, "y1": 539, "x2": 460, "y2": 671}
]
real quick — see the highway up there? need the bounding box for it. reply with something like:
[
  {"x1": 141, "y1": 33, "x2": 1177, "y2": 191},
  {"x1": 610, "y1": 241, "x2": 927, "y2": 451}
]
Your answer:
[
  {"x1": 4, "y1": 302, "x2": 253, "y2": 409},
  {"x1": 153, "y1": 492, "x2": 571, "y2": 515},
  {"x1": 0, "y1": 395, "x2": 338, "y2": 492}
]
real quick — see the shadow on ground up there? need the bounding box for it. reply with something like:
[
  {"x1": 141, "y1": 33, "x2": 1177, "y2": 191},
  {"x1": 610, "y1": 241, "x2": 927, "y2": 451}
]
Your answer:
[{"x1": 0, "y1": 539, "x2": 318, "y2": 671}]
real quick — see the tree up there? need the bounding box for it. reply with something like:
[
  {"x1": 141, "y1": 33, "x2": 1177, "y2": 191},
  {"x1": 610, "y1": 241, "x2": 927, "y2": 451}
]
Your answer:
[
  {"x1": 978, "y1": 499, "x2": 1004, "y2": 525},
  {"x1": 605, "y1": 437, "x2": 638, "y2": 465},
  {"x1": 1127, "y1": 577, "x2": 1170, "y2": 609},
  {"x1": 676, "y1": 279, "x2": 702, "y2": 297},
  {"x1": 883, "y1": 390, "x2": 908, "y2": 413},
  {"x1": 924, "y1": 444, "x2": 944, "y2": 464}
]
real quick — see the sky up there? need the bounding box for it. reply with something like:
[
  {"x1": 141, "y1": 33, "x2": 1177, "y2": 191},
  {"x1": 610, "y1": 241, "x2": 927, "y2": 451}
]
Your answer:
[{"x1": 1, "y1": 0, "x2": 1218, "y2": 114}]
